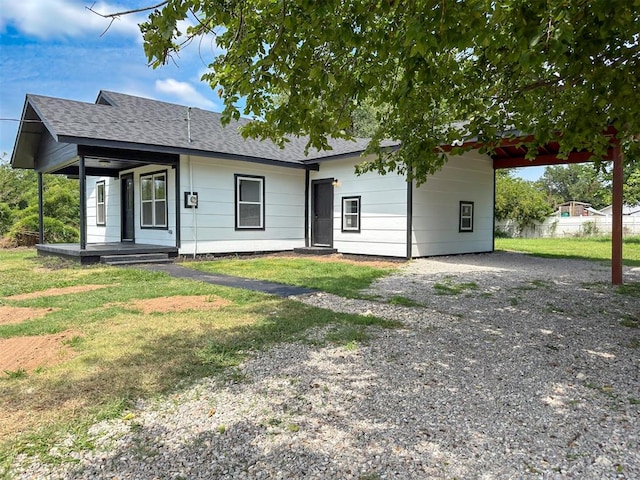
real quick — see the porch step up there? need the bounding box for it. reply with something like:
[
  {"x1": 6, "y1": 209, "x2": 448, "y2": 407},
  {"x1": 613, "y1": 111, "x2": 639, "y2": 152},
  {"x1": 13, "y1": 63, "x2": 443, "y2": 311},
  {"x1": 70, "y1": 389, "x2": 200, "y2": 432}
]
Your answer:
[
  {"x1": 293, "y1": 247, "x2": 338, "y2": 255},
  {"x1": 100, "y1": 253, "x2": 173, "y2": 266}
]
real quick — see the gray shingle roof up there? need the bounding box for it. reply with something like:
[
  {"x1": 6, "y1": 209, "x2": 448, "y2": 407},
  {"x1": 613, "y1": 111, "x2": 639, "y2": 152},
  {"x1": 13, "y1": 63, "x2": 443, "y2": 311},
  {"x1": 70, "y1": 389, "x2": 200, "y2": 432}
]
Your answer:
[{"x1": 23, "y1": 90, "x2": 391, "y2": 165}]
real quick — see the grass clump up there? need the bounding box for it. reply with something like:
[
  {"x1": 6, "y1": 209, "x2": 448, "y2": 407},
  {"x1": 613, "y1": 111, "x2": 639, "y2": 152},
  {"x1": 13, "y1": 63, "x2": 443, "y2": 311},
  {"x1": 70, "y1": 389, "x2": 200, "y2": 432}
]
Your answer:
[
  {"x1": 3, "y1": 369, "x2": 28, "y2": 380},
  {"x1": 387, "y1": 295, "x2": 423, "y2": 307},
  {"x1": 434, "y1": 279, "x2": 478, "y2": 295},
  {"x1": 287, "y1": 423, "x2": 300, "y2": 432},
  {"x1": 620, "y1": 316, "x2": 639, "y2": 329},
  {"x1": 326, "y1": 325, "x2": 371, "y2": 347},
  {"x1": 616, "y1": 282, "x2": 640, "y2": 297}
]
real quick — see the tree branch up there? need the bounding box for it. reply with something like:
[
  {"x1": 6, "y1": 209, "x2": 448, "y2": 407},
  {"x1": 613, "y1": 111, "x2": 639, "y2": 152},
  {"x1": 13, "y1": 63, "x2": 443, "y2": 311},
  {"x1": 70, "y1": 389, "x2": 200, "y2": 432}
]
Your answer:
[
  {"x1": 86, "y1": 1, "x2": 170, "y2": 37},
  {"x1": 86, "y1": 1, "x2": 169, "y2": 19}
]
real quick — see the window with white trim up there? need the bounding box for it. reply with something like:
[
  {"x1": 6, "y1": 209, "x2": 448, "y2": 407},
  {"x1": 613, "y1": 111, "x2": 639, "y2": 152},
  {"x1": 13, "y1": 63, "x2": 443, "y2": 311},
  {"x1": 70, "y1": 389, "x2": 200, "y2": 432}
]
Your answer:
[
  {"x1": 235, "y1": 175, "x2": 265, "y2": 229},
  {"x1": 459, "y1": 201, "x2": 474, "y2": 232},
  {"x1": 342, "y1": 196, "x2": 361, "y2": 232},
  {"x1": 140, "y1": 171, "x2": 167, "y2": 228},
  {"x1": 96, "y1": 181, "x2": 106, "y2": 226}
]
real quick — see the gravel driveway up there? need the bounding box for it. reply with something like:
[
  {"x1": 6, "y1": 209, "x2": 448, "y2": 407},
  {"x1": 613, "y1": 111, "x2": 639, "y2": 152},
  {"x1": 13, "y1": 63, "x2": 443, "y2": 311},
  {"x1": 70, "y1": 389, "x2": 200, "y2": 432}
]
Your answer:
[{"x1": 13, "y1": 252, "x2": 640, "y2": 479}]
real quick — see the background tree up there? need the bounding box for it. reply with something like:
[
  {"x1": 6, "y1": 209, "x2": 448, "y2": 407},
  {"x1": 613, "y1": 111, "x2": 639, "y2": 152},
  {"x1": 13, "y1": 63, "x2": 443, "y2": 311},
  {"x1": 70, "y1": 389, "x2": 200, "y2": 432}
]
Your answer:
[
  {"x1": 97, "y1": 0, "x2": 640, "y2": 184},
  {"x1": 0, "y1": 155, "x2": 79, "y2": 244},
  {"x1": 537, "y1": 164, "x2": 610, "y2": 209},
  {"x1": 597, "y1": 161, "x2": 640, "y2": 207},
  {"x1": 495, "y1": 170, "x2": 553, "y2": 233},
  {"x1": 348, "y1": 99, "x2": 384, "y2": 138},
  {"x1": 622, "y1": 166, "x2": 640, "y2": 205}
]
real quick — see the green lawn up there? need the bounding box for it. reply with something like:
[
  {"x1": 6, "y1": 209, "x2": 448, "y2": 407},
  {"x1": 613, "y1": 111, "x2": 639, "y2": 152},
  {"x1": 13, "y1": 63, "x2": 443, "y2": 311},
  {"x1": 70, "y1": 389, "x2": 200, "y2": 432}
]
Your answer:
[
  {"x1": 185, "y1": 256, "x2": 398, "y2": 298},
  {"x1": 0, "y1": 249, "x2": 398, "y2": 473},
  {"x1": 495, "y1": 236, "x2": 640, "y2": 267}
]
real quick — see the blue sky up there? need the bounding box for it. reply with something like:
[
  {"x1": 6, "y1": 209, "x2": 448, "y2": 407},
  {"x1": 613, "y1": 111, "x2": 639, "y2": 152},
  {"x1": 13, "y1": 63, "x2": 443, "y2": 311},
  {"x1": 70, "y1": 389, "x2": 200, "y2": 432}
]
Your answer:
[
  {"x1": 0, "y1": 0, "x2": 222, "y2": 156},
  {"x1": 0, "y1": 0, "x2": 544, "y2": 180}
]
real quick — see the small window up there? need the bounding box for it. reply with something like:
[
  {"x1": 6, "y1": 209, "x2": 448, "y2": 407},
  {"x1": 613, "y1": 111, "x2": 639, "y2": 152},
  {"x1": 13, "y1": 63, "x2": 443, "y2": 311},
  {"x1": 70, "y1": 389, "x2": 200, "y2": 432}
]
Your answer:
[
  {"x1": 141, "y1": 171, "x2": 167, "y2": 228},
  {"x1": 235, "y1": 175, "x2": 265, "y2": 229},
  {"x1": 459, "y1": 201, "x2": 474, "y2": 232},
  {"x1": 96, "y1": 181, "x2": 106, "y2": 226},
  {"x1": 342, "y1": 196, "x2": 361, "y2": 232}
]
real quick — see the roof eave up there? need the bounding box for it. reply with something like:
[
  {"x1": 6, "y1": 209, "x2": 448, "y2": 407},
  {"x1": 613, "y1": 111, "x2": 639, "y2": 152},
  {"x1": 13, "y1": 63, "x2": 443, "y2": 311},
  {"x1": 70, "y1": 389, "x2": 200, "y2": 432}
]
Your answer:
[
  {"x1": 56, "y1": 135, "x2": 314, "y2": 170},
  {"x1": 10, "y1": 97, "x2": 58, "y2": 170}
]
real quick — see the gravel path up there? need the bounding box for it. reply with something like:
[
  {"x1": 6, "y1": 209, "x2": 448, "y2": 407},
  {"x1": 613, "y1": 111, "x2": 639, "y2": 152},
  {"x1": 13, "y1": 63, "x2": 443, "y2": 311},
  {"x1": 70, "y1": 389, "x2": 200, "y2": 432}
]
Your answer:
[{"x1": 11, "y1": 252, "x2": 640, "y2": 479}]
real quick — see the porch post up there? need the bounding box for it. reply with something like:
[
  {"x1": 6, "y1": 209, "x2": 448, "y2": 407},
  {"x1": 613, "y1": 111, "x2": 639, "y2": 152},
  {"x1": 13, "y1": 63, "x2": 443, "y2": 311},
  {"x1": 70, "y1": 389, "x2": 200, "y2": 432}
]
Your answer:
[
  {"x1": 611, "y1": 142, "x2": 623, "y2": 285},
  {"x1": 79, "y1": 155, "x2": 87, "y2": 250},
  {"x1": 175, "y1": 159, "x2": 181, "y2": 248},
  {"x1": 37, "y1": 172, "x2": 44, "y2": 244},
  {"x1": 406, "y1": 168, "x2": 413, "y2": 260},
  {"x1": 304, "y1": 169, "x2": 310, "y2": 247}
]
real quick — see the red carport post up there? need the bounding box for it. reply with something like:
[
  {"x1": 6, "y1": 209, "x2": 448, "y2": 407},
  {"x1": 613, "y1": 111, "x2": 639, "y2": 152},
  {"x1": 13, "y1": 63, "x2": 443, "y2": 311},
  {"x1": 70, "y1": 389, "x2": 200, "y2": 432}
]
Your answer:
[{"x1": 611, "y1": 142, "x2": 623, "y2": 285}]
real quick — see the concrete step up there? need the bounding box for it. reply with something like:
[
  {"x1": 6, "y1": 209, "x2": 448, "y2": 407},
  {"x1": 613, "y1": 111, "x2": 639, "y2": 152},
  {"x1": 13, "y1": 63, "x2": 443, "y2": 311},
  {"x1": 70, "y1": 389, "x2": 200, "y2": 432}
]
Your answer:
[
  {"x1": 100, "y1": 253, "x2": 172, "y2": 265},
  {"x1": 293, "y1": 247, "x2": 338, "y2": 255}
]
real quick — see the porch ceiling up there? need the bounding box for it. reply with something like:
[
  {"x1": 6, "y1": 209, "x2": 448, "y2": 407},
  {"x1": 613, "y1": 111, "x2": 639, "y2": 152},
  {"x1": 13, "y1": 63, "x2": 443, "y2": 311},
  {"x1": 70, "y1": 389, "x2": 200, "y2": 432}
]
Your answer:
[{"x1": 44, "y1": 145, "x2": 179, "y2": 177}]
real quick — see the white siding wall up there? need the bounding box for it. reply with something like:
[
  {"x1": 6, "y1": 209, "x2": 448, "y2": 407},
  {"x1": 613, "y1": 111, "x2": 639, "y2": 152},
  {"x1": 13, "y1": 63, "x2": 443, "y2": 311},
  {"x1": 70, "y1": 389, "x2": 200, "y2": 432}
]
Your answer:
[
  {"x1": 179, "y1": 156, "x2": 306, "y2": 255},
  {"x1": 83, "y1": 152, "x2": 493, "y2": 258},
  {"x1": 412, "y1": 151, "x2": 494, "y2": 257},
  {"x1": 311, "y1": 157, "x2": 408, "y2": 257},
  {"x1": 86, "y1": 176, "x2": 122, "y2": 243}
]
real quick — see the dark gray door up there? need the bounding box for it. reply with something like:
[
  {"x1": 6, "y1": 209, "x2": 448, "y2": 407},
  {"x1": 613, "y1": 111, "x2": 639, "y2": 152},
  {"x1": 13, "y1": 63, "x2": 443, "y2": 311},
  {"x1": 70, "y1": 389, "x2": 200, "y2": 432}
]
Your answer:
[
  {"x1": 121, "y1": 174, "x2": 135, "y2": 242},
  {"x1": 312, "y1": 180, "x2": 333, "y2": 246}
]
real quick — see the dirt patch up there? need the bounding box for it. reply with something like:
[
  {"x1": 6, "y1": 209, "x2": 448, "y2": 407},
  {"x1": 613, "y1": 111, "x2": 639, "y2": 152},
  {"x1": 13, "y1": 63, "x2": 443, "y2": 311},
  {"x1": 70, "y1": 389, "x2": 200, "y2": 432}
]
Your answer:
[
  {"x1": 7, "y1": 284, "x2": 117, "y2": 301},
  {"x1": 274, "y1": 253, "x2": 402, "y2": 268},
  {"x1": 125, "y1": 295, "x2": 232, "y2": 314},
  {"x1": 0, "y1": 330, "x2": 79, "y2": 373},
  {"x1": 0, "y1": 306, "x2": 58, "y2": 326}
]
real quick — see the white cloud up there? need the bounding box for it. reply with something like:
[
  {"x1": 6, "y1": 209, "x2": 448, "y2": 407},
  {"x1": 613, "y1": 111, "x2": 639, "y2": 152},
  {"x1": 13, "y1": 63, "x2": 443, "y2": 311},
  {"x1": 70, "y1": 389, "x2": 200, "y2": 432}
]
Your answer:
[
  {"x1": 155, "y1": 78, "x2": 217, "y2": 109},
  {"x1": 0, "y1": 0, "x2": 143, "y2": 40}
]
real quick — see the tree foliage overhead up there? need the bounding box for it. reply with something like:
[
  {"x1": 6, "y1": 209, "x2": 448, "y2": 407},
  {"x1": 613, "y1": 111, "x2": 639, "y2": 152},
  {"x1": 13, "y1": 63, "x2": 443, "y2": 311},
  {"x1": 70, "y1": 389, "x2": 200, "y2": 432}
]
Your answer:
[{"x1": 125, "y1": 1, "x2": 640, "y2": 183}]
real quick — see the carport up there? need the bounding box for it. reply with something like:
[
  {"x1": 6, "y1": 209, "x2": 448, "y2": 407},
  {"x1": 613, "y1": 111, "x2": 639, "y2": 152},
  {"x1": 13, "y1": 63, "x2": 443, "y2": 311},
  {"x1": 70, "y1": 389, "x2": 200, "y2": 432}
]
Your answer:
[{"x1": 488, "y1": 129, "x2": 624, "y2": 284}]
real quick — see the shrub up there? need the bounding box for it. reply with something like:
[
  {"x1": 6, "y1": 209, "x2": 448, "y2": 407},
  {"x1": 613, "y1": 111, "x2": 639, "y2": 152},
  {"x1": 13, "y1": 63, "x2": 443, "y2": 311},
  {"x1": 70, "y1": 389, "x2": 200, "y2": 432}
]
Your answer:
[
  {"x1": 18, "y1": 187, "x2": 80, "y2": 229},
  {"x1": 581, "y1": 221, "x2": 599, "y2": 237},
  {"x1": 0, "y1": 202, "x2": 13, "y2": 236},
  {"x1": 494, "y1": 227, "x2": 512, "y2": 238},
  {"x1": 7, "y1": 214, "x2": 79, "y2": 246}
]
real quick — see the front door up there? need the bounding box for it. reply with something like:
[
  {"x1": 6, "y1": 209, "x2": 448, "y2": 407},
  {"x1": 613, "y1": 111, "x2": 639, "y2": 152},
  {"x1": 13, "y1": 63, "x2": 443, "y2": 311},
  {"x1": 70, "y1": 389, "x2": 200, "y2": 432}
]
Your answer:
[
  {"x1": 121, "y1": 174, "x2": 135, "y2": 242},
  {"x1": 312, "y1": 179, "x2": 334, "y2": 246}
]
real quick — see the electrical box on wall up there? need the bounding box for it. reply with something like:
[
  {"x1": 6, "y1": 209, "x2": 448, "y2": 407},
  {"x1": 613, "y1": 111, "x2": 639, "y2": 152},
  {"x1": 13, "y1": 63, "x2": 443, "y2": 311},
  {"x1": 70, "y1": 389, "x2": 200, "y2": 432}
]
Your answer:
[{"x1": 184, "y1": 192, "x2": 198, "y2": 208}]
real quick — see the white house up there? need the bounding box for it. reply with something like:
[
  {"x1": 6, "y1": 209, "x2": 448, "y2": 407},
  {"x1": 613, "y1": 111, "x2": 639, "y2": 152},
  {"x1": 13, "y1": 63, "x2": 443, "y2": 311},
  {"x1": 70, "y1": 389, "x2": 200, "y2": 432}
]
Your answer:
[
  {"x1": 600, "y1": 204, "x2": 640, "y2": 216},
  {"x1": 11, "y1": 91, "x2": 494, "y2": 263}
]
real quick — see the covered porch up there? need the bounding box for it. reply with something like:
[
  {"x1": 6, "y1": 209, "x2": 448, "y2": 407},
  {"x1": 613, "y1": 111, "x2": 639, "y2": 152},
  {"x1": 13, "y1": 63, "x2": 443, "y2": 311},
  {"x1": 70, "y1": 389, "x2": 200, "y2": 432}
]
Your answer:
[
  {"x1": 11, "y1": 93, "x2": 182, "y2": 264},
  {"x1": 28, "y1": 144, "x2": 181, "y2": 264}
]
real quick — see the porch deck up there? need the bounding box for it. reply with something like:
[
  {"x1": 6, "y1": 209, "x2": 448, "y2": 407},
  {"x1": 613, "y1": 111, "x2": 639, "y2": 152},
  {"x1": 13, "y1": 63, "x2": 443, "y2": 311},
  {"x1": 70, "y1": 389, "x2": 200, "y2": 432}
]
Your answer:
[{"x1": 36, "y1": 243, "x2": 179, "y2": 265}]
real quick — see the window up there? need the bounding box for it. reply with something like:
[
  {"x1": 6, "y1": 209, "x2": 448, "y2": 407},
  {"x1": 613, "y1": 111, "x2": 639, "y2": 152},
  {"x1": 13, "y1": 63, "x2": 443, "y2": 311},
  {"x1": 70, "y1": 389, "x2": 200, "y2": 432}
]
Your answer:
[
  {"x1": 342, "y1": 196, "x2": 361, "y2": 232},
  {"x1": 235, "y1": 175, "x2": 264, "y2": 229},
  {"x1": 140, "y1": 171, "x2": 167, "y2": 228},
  {"x1": 459, "y1": 201, "x2": 474, "y2": 232},
  {"x1": 96, "y1": 181, "x2": 106, "y2": 226}
]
